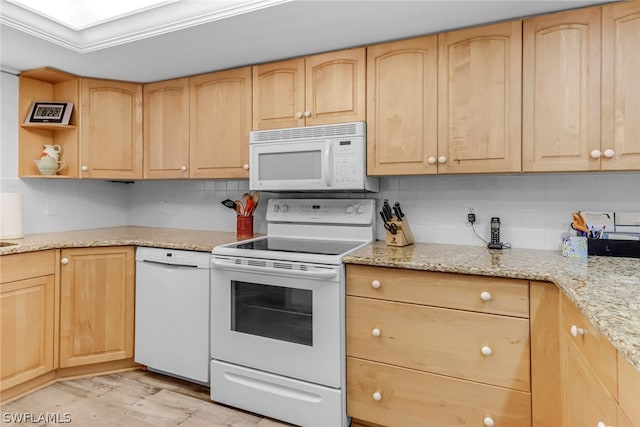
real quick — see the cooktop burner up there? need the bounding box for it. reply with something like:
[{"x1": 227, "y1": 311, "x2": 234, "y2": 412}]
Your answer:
[{"x1": 231, "y1": 237, "x2": 364, "y2": 256}]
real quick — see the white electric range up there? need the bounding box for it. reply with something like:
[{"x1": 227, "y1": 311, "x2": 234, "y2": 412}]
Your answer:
[{"x1": 210, "y1": 198, "x2": 375, "y2": 427}]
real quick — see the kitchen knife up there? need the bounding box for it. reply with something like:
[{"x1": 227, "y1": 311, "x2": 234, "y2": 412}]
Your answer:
[{"x1": 394, "y1": 202, "x2": 405, "y2": 218}]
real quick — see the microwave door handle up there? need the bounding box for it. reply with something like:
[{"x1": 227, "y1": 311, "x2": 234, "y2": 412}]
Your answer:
[
  {"x1": 211, "y1": 260, "x2": 338, "y2": 279},
  {"x1": 323, "y1": 143, "x2": 332, "y2": 187}
]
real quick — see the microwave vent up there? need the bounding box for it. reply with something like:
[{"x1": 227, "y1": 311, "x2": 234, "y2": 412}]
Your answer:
[{"x1": 250, "y1": 121, "x2": 364, "y2": 143}]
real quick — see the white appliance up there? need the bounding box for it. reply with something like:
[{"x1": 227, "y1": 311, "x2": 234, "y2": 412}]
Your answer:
[
  {"x1": 210, "y1": 198, "x2": 376, "y2": 427},
  {"x1": 249, "y1": 121, "x2": 379, "y2": 192},
  {"x1": 135, "y1": 247, "x2": 211, "y2": 385}
]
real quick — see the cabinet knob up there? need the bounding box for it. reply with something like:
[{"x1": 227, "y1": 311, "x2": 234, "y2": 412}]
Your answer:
[
  {"x1": 304, "y1": 111, "x2": 311, "y2": 117},
  {"x1": 371, "y1": 280, "x2": 381, "y2": 289},
  {"x1": 81, "y1": 165, "x2": 89, "y2": 172},
  {"x1": 603, "y1": 149, "x2": 615, "y2": 158},
  {"x1": 243, "y1": 164, "x2": 250, "y2": 171},
  {"x1": 483, "y1": 417, "x2": 495, "y2": 427},
  {"x1": 590, "y1": 150, "x2": 602, "y2": 159},
  {"x1": 427, "y1": 156, "x2": 437, "y2": 164},
  {"x1": 438, "y1": 156, "x2": 447, "y2": 164},
  {"x1": 296, "y1": 112, "x2": 303, "y2": 119},
  {"x1": 181, "y1": 166, "x2": 187, "y2": 172},
  {"x1": 372, "y1": 392, "x2": 382, "y2": 401},
  {"x1": 480, "y1": 291, "x2": 492, "y2": 302},
  {"x1": 570, "y1": 324, "x2": 584, "y2": 337},
  {"x1": 597, "y1": 422, "x2": 612, "y2": 427},
  {"x1": 372, "y1": 328, "x2": 381, "y2": 337},
  {"x1": 481, "y1": 346, "x2": 493, "y2": 356},
  {"x1": 61, "y1": 257, "x2": 69, "y2": 265}
]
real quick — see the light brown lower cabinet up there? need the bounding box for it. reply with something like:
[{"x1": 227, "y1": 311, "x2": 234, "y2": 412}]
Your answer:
[
  {"x1": 346, "y1": 265, "x2": 532, "y2": 427},
  {"x1": 59, "y1": 246, "x2": 135, "y2": 368},
  {"x1": 0, "y1": 251, "x2": 56, "y2": 393}
]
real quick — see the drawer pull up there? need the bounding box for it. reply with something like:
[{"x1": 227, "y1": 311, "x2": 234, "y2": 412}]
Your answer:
[
  {"x1": 597, "y1": 422, "x2": 612, "y2": 427},
  {"x1": 61, "y1": 257, "x2": 69, "y2": 265},
  {"x1": 481, "y1": 346, "x2": 493, "y2": 356},
  {"x1": 483, "y1": 417, "x2": 495, "y2": 427},
  {"x1": 480, "y1": 291, "x2": 492, "y2": 302},
  {"x1": 371, "y1": 280, "x2": 381, "y2": 289},
  {"x1": 371, "y1": 328, "x2": 381, "y2": 337},
  {"x1": 570, "y1": 325, "x2": 584, "y2": 337},
  {"x1": 372, "y1": 392, "x2": 382, "y2": 401}
]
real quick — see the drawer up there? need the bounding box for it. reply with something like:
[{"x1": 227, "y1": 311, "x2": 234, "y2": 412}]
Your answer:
[
  {"x1": 346, "y1": 264, "x2": 529, "y2": 318},
  {"x1": 347, "y1": 357, "x2": 532, "y2": 427},
  {"x1": 346, "y1": 296, "x2": 531, "y2": 391},
  {"x1": 0, "y1": 250, "x2": 55, "y2": 284},
  {"x1": 560, "y1": 293, "x2": 617, "y2": 399}
]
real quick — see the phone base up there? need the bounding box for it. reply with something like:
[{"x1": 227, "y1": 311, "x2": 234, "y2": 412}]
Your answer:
[{"x1": 488, "y1": 243, "x2": 504, "y2": 250}]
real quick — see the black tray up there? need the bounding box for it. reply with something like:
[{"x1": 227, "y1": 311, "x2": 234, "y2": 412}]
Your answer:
[{"x1": 588, "y1": 238, "x2": 640, "y2": 258}]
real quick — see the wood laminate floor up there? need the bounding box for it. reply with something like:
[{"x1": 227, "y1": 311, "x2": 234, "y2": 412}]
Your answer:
[{"x1": 1, "y1": 370, "x2": 294, "y2": 426}]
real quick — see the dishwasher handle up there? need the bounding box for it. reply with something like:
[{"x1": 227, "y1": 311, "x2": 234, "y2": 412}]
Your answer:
[
  {"x1": 211, "y1": 260, "x2": 338, "y2": 279},
  {"x1": 141, "y1": 259, "x2": 200, "y2": 269}
]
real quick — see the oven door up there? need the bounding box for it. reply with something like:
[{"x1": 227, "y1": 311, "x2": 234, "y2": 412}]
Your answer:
[
  {"x1": 211, "y1": 256, "x2": 344, "y2": 388},
  {"x1": 250, "y1": 139, "x2": 333, "y2": 191}
]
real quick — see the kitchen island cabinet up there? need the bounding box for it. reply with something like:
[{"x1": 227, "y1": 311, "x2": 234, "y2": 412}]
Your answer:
[
  {"x1": 252, "y1": 48, "x2": 365, "y2": 130},
  {"x1": 59, "y1": 246, "x2": 135, "y2": 368},
  {"x1": 0, "y1": 250, "x2": 56, "y2": 394}
]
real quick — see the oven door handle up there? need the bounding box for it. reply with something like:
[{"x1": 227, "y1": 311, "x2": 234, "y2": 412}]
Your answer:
[{"x1": 211, "y1": 260, "x2": 338, "y2": 279}]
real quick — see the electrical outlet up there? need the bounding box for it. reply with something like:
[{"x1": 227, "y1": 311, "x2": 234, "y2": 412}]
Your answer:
[
  {"x1": 464, "y1": 204, "x2": 478, "y2": 223},
  {"x1": 160, "y1": 200, "x2": 167, "y2": 214}
]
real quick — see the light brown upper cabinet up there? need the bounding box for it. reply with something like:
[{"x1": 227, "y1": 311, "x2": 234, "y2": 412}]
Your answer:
[
  {"x1": 523, "y1": 8, "x2": 601, "y2": 172},
  {"x1": 190, "y1": 67, "x2": 252, "y2": 179},
  {"x1": 366, "y1": 35, "x2": 438, "y2": 175},
  {"x1": 438, "y1": 21, "x2": 522, "y2": 174},
  {"x1": 80, "y1": 78, "x2": 143, "y2": 179},
  {"x1": 252, "y1": 48, "x2": 365, "y2": 130},
  {"x1": 143, "y1": 78, "x2": 190, "y2": 179},
  {"x1": 601, "y1": 2, "x2": 640, "y2": 171}
]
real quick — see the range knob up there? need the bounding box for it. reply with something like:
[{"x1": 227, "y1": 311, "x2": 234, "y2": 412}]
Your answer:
[
  {"x1": 281, "y1": 204, "x2": 289, "y2": 213},
  {"x1": 356, "y1": 205, "x2": 365, "y2": 214},
  {"x1": 273, "y1": 205, "x2": 280, "y2": 212},
  {"x1": 346, "y1": 205, "x2": 355, "y2": 214}
]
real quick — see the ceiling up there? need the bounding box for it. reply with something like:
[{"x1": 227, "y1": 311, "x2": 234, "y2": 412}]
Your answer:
[{"x1": 0, "y1": 0, "x2": 613, "y2": 83}]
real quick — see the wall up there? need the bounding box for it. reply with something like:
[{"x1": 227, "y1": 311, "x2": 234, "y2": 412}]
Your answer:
[
  {"x1": 3, "y1": 71, "x2": 639, "y2": 249},
  {"x1": 1, "y1": 71, "x2": 128, "y2": 233}
]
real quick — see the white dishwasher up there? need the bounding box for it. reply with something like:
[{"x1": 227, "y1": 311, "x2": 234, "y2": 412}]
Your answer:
[{"x1": 135, "y1": 247, "x2": 211, "y2": 385}]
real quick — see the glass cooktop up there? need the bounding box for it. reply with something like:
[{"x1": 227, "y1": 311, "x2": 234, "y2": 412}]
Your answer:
[{"x1": 231, "y1": 237, "x2": 364, "y2": 256}]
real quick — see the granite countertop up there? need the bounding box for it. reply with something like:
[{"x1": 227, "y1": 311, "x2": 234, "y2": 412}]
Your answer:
[
  {"x1": 344, "y1": 241, "x2": 640, "y2": 372},
  {"x1": 0, "y1": 226, "x2": 247, "y2": 255}
]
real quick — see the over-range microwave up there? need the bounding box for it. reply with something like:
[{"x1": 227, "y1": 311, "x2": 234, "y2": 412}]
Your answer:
[{"x1": 249, "y1": 121, "x2": 379, "y2": 192}]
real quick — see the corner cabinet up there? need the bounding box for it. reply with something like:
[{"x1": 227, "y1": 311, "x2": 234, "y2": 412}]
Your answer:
[
  {"x1": 366, "y1": 35, "x2": 438, "y2": 175},
  {"x1": 437, "y1": 21, "x2": 522, "y2": 174},
  {"x1": 143, "y1": 78, "x2": 190, "y2": 179},
  {"x1": 190, "y1": 67, "x2": 252, "y2": 178},
  {"x1": 0, "y1": 251, "x2": 56, "y2": 393},
  {"x1": 79, "y1": 79, "x2": 143, "y2": 179},
  {"x1": 252, "y1": 48, "x2": 365, "y2": 130},
  {"x1": 346, "y1": 265, "x2": 532, "y2": 426},
  {"x1": 59, "y1": 246, "x2": 135, "y2": 368}
]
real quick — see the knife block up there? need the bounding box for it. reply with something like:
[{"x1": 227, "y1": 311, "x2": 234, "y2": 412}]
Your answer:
[{"x1": 385, "y1": 217, "x2": 415, "y2": 247}]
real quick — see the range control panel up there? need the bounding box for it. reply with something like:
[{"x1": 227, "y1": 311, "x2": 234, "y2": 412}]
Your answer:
[{"x1": 267, "y1": 199, "x2": 375, "y2": 224}]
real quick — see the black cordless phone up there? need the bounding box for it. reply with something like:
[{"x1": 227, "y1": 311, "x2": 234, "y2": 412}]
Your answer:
[{"x1": 488, "y1": 217, "x2": 503, "y2": 249}]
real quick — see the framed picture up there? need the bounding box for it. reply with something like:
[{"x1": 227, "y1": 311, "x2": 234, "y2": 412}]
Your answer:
[{"x1": 25, "y1": 101, "x2": 73, "y2": 125}]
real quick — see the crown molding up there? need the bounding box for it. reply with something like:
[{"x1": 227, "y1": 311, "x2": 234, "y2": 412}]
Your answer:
[{"x1": 0, "y1": 0, "x2": 293, "y2": 53}]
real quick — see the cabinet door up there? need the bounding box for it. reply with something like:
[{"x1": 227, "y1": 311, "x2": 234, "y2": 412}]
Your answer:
[
  {"x1": 562, "y1": 337, "x2": 617, "y2": 427},
  {"x1": 305, "y1": 48, "x2": 366, "y2": 126},
  {"x1": 523, "y1": 8, "x2": 601, "y2": 172},
  {"x1": 367, "y1": 35, "x2": 438, "y2": 175},
  {"x1": 59, "y1": 247, "x2": 134, "y2": 368},
  {"x1": 438, "y1": 21, "x2": 522, "y2": 174},
  {"x1": 190, "y1": 67, "x2": 252, "y2": 178},
  {"x1": 143, "y1": 78, "x2": 190, "y2": 179},
  {"x1": 602, "y1": 2, "x2": 640, "y2": 171},
  {"x1": 0, "y1": 275, "x2": 55, "y2": 391},
  {"x1": 253, "y1": 58, "x2": 305, "y2": 130},
  {"x1": 80, "y1": 79, "x2": 143, "y2": 179}
]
